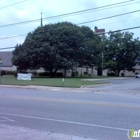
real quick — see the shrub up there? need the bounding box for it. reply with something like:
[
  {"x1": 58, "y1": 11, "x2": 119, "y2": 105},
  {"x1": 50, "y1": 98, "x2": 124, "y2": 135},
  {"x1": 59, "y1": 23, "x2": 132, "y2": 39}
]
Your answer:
[
  {"x1": 72, "y1": 71, "x2": 78, "y2": 77},
  {"x1": 135, "y1": 72, "x2": 138, "y2": 75},
  {"x1": 38, "y1": 72, "x2": 50, "y2": 76},
  {"x1": 6, "y1": 71, "x2": 15, "y2": 75},
  {"x1": 14, "y1": 72, "x2": 17, "y2": 77},
  {"x1": 107, "y1": 73, "x2": 116, "y2": 76},
  {"x1": 121, "y1": 73, "x2": 124, "y2": 77},
  {"x1": 1, "y1": 70, "x2": 6, "y2": 76},
  {"x1": 84, "y1": 72, "x2": 88, "y2": 75},
  {"x1": 0, "y1": 70, "x2": 15, "y2": 76},
  {"x1": 56, "y1": 72, "x2": 63, "y2": 77},
  {"x1": 32, "y1": 71, "x2": 38, "y2": 76}
]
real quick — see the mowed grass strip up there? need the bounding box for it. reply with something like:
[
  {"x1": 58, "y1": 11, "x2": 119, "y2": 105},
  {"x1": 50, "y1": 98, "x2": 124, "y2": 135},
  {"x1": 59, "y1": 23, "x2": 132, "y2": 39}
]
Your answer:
[{"x1": 1, "y1": 75, "x2": 109, "y2": 88}]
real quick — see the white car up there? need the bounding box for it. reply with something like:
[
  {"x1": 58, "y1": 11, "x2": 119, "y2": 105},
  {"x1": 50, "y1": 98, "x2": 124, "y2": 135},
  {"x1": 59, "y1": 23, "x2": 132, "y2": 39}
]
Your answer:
[{"x1": 136, "y1": 74, "x2": 140, "y2": 78}]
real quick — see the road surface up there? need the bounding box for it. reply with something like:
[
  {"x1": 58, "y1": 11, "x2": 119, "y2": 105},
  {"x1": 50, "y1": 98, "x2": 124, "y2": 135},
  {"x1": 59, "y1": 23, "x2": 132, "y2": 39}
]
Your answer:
[{"x1": 0, "y1": 78, "x2": 140, "y2": 140}]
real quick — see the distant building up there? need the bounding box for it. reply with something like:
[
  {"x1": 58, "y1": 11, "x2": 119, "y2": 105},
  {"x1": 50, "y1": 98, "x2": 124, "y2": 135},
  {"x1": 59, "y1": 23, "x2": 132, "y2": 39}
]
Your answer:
[
  {"x1": 94, "y1": 26, "x2": 105, "y2": 34},
  {"x1": 0, "y1": 51, "x2": 16, "y2": 71},
  {"x1": 0, "y1": 49, "x2": 139, "y2": 77},
  {"x1": 133, "y1": 65, "x2": 140, "y2": 74}
]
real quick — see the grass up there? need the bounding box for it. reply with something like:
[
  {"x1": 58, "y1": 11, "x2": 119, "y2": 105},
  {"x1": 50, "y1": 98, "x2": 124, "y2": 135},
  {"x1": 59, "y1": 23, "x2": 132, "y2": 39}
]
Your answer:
[{"x1": 0, "y1": 75, "x2": 111, "y2": 88}]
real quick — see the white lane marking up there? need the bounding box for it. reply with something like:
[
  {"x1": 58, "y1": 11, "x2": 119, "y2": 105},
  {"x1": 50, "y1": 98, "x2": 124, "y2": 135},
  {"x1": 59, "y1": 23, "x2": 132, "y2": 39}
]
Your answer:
[
  {"x1": 0, "y1": 112, "x2": 127, "y2": 131},
  {"x1": 0, "y1": 117, "x2": 15, "y2": 122}
]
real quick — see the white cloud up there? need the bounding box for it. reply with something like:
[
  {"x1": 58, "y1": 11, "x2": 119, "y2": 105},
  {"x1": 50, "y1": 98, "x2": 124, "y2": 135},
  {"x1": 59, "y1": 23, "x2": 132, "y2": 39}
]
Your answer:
[
  {"x1": 16, "y1": 9, "x2": 28, "y2": 18},
  {"x1": 0, "y1": 0, "x2": 140, "y2": 50}
]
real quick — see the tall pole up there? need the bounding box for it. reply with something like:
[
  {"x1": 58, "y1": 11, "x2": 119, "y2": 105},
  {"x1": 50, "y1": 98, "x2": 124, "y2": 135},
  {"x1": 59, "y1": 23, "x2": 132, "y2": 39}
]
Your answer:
[
  {"x1": 0, "y1": 58, "x2": 3, "y2": 84},
  {"x1": 0, "y1": 66, "x2": 1, "y2": 84},
  {"x1": 41, "y1": 12, "x2": 43, "y2": 27},
  {"x1": 94, "y1": 26, "x2": 105, "y2": 76},
  {"x1": 102, "y1": 51, "x2": 103, "y2": 76}
]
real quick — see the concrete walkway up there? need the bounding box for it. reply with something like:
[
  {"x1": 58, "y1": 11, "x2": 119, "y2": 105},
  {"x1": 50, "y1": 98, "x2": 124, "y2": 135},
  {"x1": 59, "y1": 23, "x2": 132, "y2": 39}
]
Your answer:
[
  {"x1": 0, "y1": 84, "x2": 92, "y2": 92},
  {"x1": 0, "y1": 124, "x2": 95, "y2": 140}
]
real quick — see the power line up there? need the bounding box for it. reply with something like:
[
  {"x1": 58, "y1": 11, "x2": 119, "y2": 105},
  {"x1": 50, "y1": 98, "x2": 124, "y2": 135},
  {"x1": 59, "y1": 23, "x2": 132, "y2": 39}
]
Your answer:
[
  {"x1": 43, "y1": 1, "x2": 140, "y2": 20},
  {"x1": 95, "y1": 17, "x2": 140, "y2": 27},
  {"x1": 0, "y1": 0, "x2": 135, "y2": 28},
  {"x1": 77, "y1": 9, "x2": 140, "y2": 25},
  {"x1": 0, "y1": 25, "x2": 140, "y2": 50},
  {"x1": 97, "y1": 25, "x2": 140, "y2": 35},
  {"x1": 0, "y1": 34, "x2": 27, "y2": 40},
  {"x1": 0, "y1": 0, "x2": 28, "y2": 10},
  {"x1": 41, "y1": 0, "x2": 135, "y2": 19},
  {"x1": 1, "y1": 8, "x2": 140, "y2": 41},
  {"x1": 0, "y1": 47, "x2": 15, "y2": 50},
  {"x1": 6, "y1": 15, "x2": 140, "y2": 41}
]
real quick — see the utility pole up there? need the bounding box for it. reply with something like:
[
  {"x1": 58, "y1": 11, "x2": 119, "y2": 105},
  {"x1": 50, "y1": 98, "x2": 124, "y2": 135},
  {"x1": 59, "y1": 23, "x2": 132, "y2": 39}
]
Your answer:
[
  {"x1": 0, "y1": 66, "x2": 1, "y2": 84},
  {"x1": 102, "y1": 51, "x2": 104, "y2": 76},
  {"x1": 94, "y1": 26, "x2": 105, "y2": 76},
  {"x1": 41, "y1": 12, "x2": 43, "y2": 27},
  {"x1": 0, "y1": 58, "x2": 3, "y2": 84}
]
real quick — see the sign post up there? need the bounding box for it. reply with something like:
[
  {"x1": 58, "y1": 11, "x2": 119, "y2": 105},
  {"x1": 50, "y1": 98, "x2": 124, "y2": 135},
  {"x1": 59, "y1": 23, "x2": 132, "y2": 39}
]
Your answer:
[{"x1": 62, "y1": 78, "x2": 64, "y2": 86}]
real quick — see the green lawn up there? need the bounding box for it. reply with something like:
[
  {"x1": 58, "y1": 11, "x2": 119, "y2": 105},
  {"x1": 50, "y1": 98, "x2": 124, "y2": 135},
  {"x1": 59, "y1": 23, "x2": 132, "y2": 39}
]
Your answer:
[{"x1": 0, "y1": 75, "x2": 111, "y2": 88}]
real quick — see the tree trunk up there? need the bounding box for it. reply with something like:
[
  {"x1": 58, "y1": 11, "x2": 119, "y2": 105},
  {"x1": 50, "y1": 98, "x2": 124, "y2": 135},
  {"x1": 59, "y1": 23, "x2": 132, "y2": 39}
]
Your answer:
[
  {"x1": 81, "y1": 67, "x2": 82, "y2": 77},
  {"x1": 117, "y1": 69, "x2": 121, "y2": 76},
  {"x1": 64, "y1": 68, "x2": 66, "y2": 77},
  {"x1": 97, "y1": 68, "x2": 102, "y2": 76},
  {"x1": 50, "y1": 69, "x2": 58, "y2": 77},
  {"x1": 91, "y1": 67, "x2": 93, "y2": 76}
]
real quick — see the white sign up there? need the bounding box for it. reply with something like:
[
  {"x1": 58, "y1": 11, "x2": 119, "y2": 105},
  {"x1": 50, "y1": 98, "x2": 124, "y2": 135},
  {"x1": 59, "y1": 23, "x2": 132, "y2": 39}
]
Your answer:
[
  {"x1": 17, "y1": 73, "x2": 32, "y2": 80},
  {"x1": 62, "y1": 78, "x2": 64, "y2": 82}
]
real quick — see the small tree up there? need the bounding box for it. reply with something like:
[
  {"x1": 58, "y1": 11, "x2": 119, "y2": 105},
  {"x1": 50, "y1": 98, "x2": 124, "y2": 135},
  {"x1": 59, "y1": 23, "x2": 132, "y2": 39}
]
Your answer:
[{"x1": 104, "y1": 31, "x2": 140, "y2": 76}]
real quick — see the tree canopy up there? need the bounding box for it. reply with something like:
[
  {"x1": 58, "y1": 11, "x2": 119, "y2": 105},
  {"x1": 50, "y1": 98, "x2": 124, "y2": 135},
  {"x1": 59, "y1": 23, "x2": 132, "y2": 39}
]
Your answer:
[
  {"x1": 12, "y1": 22, "x2": 140, "y2": 77},
  {"x1": 12, "y1": 22, "x2": 100, "y2": 77},
  {"x1": 103, "y1": 31, "x2": 140, "y2": 76}
]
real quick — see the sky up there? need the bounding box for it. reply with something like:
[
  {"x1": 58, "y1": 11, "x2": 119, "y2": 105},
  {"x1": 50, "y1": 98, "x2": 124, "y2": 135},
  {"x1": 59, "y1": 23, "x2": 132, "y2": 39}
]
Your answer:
[{"x1": 0, "y1": 0, "x2": 140, "y2": 51}]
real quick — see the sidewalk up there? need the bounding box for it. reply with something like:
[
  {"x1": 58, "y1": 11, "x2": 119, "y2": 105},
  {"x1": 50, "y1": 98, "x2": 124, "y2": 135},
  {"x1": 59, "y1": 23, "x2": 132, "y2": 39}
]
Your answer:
[
  {"x1": 0, "y1": 84, "x2": 92, "y2": 92},
  {"x1": 0, "y1": 124, "x2": 95, "y2": 140}
]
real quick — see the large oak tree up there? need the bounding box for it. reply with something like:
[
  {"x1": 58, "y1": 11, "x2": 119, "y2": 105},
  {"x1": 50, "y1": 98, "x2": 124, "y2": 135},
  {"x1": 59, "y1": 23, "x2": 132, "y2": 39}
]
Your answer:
[{"x1": 12, "y1": 22, "x2": 99, "y2": 77}]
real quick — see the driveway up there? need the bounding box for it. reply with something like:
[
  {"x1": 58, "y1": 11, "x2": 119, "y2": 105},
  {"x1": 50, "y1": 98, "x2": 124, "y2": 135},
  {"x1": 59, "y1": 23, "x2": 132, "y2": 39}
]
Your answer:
[{"x1": 83, "y1": 77, "x2": 140, "y2": 96}]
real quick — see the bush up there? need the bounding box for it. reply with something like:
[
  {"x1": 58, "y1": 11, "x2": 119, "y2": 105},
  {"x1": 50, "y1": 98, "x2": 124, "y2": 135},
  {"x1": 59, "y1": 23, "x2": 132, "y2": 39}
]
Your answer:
[
  {"x1": 32, "y1": 71, "x2": 38, "y2": 76},
  {"x1": 84, "y1": 72, "x2": 88, "y2": 75},
  {"x1": 6, "y1": 71, "x2": 15, "y2": 75},
  {"x1": 72, "y1": 71, "x2": 78, "y2": 77},
  {"x1": 38, "y1": 72, "x2": 50, "y2": 76},
  {"x1": 0, "y1": 70, "x2": 6, "y2": 76},
  {"x1": 35, "y1": 72, "x2": 63, "y2": 77},
  {"x1": 121, "y1": 73, "x2": 124, "y2": 77},
  {"x1": 0, "y1": 70, "x2": 15, "y2": 76},
  {"x1": 14, "y1": 72, "x2": 17, "y2": 77},
  {"x1": 107, "y1": 73, "x2": 116, "y2": 76},
  {"x1": 56, "y1": 72, "x2": 63, "y2": 77}
]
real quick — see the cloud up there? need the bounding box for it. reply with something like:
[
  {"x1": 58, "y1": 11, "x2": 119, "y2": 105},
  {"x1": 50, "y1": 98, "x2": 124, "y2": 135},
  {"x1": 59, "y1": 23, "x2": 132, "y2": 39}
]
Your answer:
[{"x1": 0, "y1": 0, "x2": 140, "y2": 51}]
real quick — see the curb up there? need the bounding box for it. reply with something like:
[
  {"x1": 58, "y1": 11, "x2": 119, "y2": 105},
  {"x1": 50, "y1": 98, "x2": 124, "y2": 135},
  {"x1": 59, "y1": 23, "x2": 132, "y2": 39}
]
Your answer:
[
  {"x1": 0, "y1": 84, "x2": 89, "y2": 92},
  {"x1": 0, "y1": 124, "x2": 96, "y2": 140},
  {"x1": 81, "y1": 83, "x2": 112, "y2": 88},
  {"x1": 82, "y1": 77, "x2": 130, "y2": 81}
]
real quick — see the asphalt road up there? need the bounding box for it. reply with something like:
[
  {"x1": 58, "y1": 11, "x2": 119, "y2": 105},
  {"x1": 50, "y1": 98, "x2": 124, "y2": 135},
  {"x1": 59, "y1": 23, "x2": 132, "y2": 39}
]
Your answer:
[
  {"x1": 0, "y1": 78, "x2": 140, "y2": 140},
  {"x1": 86, "y1": 77, "x2": 140, "y2": 95}
]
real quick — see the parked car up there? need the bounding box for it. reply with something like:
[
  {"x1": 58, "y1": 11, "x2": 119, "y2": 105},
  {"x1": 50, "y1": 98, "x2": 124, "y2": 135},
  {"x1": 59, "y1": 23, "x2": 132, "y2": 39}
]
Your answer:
[{"x1": 136, "y1": 74, "x2": 140, "y2": 78}]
